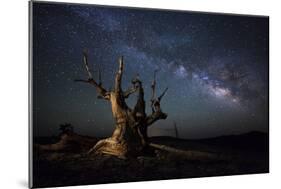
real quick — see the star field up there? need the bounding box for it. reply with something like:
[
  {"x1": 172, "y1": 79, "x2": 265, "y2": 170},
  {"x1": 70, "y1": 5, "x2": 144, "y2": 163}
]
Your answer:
[{"x1": 32, "y1": 2, "x2": 269, "y2": 138}]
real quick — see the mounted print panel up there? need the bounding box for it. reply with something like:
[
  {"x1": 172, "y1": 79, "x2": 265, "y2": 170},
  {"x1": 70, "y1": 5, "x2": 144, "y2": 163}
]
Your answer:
[{"x1": 29, "y1": 1, "x2": 269, "y2": 188}]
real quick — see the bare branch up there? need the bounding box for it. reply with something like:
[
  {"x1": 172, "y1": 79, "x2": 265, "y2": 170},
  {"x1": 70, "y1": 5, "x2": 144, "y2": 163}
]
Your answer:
[
  {"x1": 174, "y1": 121, "x2": 179, "y2": 138},
  {"x1": 158, "y1": 87, "x2": 168, "y2": 102},
  {"x1": 118, "y1": 56, "x2": 124, "y2": 74},
  {"x1": 83, "y1": 50, "x2": 93, "y2": 79},
  {"x1": 115, "y1": 56, "x2": 124, "y2": 94},
  {"x1": 75, "y1": 51, "x2": 110, "y2": 100},
  {"x1": 75, "y1": 79, "x2": 110, "y2": 100},
  {"x1": 151, "y1": 70, "x2": 158, "y2": 102},
  {"x1": 123, "y1": 87, "x2": 137, "y2": 98},
  {"x1": 123, "y1": 74, "x2": 141, "y2": 98},
  {"x1": 146, "y1": 70, "x2": 168, "y2": 126},
  {"x1": 145, "y1": 110, "x2": 167, "y2": 126}
]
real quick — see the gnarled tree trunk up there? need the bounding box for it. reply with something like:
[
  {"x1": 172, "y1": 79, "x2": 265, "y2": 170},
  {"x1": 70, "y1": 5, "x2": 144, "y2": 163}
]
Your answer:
[{"x1": 76, "y1": 52, "x2": 167, "y2": 158}]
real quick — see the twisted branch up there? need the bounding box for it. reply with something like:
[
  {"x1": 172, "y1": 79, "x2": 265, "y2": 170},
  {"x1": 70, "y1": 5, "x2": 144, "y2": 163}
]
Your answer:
[
  {"x1": 75, "y1": 50, "x2": 110, "y2": 100},
  {"x1": 146, "y1": 70, "x2": 168, "y2": 126}
]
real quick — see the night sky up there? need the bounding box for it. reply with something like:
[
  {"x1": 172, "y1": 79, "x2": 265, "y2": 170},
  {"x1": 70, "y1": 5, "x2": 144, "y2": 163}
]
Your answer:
[{"x1": 32, "y1": 2, "x2": 269, "y2": 139}]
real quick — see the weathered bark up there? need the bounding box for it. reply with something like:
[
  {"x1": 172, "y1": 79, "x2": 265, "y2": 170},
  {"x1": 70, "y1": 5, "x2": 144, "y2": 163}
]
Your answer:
[{"x1": 76, "y1": 51, "x2": 168, "y2": 158}]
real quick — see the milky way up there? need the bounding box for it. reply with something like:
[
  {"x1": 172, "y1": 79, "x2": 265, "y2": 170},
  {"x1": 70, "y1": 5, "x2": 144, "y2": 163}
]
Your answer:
[{"x1": 32, "y1": 2, "x2": 269, "y2": 138}]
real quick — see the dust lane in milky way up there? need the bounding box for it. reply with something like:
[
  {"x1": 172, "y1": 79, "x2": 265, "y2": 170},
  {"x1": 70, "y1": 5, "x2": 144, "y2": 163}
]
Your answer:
[{"x1": 33, "y1": 2, "x2": 269, "y2": 139}]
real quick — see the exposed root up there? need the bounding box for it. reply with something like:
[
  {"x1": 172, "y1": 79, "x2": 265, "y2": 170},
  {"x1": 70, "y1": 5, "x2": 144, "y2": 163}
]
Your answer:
[{"x1": 88, "y1": 138, "x2": 128, "y2": 159}]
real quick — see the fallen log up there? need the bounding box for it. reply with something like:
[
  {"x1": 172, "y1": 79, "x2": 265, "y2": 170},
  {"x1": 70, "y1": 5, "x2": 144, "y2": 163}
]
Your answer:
[{"x1": 149, "y1": 143, "x2": 227, "y2": 161}]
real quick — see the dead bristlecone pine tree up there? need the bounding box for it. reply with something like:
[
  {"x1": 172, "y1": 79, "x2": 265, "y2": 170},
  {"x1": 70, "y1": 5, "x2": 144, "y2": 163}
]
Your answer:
[{"x1": 75, "y1": 50, "x2": 168, "y2": 158}]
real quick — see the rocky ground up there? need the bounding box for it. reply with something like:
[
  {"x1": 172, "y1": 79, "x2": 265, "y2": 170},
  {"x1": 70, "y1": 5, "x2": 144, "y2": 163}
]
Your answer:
[{"x1": 32, "y1": 131, "x2": 269, "y2": 188}]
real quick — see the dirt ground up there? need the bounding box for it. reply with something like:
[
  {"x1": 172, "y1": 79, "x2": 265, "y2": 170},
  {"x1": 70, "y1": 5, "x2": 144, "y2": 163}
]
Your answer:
[{"x1": 32, "y1": 131, "x2": 269, "y2": 188}]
